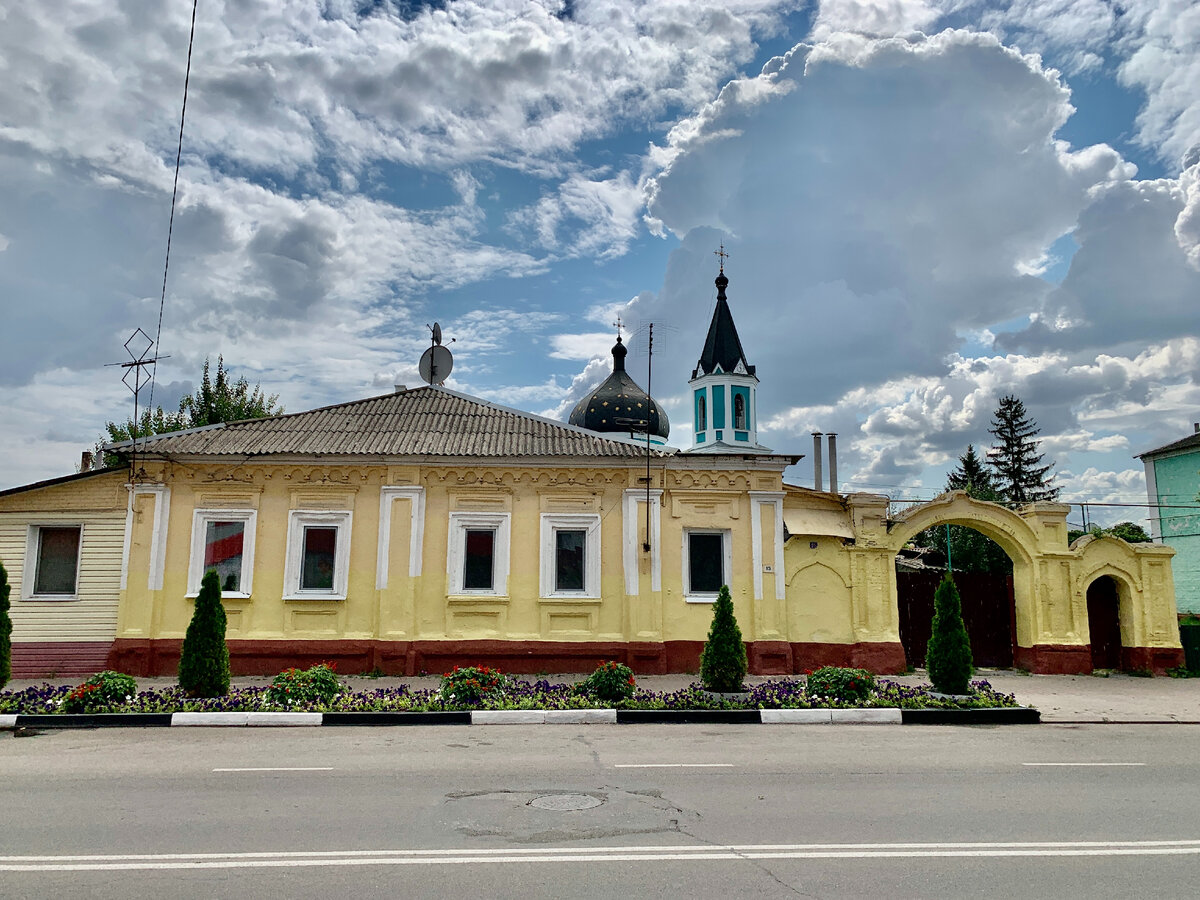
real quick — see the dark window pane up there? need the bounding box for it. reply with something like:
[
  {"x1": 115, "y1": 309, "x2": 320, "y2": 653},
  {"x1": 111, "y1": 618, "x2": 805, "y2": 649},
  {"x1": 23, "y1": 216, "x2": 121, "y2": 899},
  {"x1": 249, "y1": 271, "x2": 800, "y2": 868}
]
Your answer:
[
  {"x1": 555, "y1": 529, "x2": 586, "y2": 592},
  {"x1": 204, "y1": 520, "x2": 245, "y2": 592},
  {"x1": 300, "y1": 526, "x2": 338, "y2": 591},
  {"x1": 688, "y1": 533, "x2": 724, "y2": 594},
  {"x1": 34, "y1": 526, "x2": 81, "y2": 595},
  {"x1": 463, "y1": 529, "x2": 495, "y2": 590},
  {"x1": 734, "y1": 395, "x2": 747, "y2": 429}
]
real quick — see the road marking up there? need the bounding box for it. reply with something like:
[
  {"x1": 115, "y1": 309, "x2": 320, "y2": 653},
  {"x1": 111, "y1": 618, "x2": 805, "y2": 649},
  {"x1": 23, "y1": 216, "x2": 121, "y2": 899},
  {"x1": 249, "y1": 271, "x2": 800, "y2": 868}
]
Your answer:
[
  {"x1": 212, "y1": 767, "x2": 334, "y2": 772},
  {"x1": 7, "y1": 840, "x2": 1200, "y2": 871},
  {"x1": 613, "y1": 763, "x2": 736, "y2": 768},
  {"x1": 1022, "y1": 762, "x2": 1146, "y2": 767}
]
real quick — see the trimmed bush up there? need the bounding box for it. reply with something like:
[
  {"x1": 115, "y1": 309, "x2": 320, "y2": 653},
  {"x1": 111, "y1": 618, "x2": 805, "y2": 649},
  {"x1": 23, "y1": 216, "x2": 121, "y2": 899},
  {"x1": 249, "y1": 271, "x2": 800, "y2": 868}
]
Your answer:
[
  {"x1": 178, "y1": 569, "x2": 230, "y2": 697},
  {"x1": 926, "y1": 573, "x2": 974, "y2": 695},
  {"x1": 805, "y1": 666, "x2": 876, "y2": 703},
  {"x1": 699, "y1": 584, "x2": 748, "y2": 692},
  {"x1": 440, "y1": 666, "x2": 507, "y2": 707},
  {"x1": 578, "y1": 660, "x2": 637, "y2": 703},
  {"x1": 0, "y1": 561, "x2": 11, "y2": 689},
  {"x1": 61, "y1": 670, "x2": 138, "y2": 713},
  {"x1": 265, "y1": 663, "x2": 342, "y2": 708}
]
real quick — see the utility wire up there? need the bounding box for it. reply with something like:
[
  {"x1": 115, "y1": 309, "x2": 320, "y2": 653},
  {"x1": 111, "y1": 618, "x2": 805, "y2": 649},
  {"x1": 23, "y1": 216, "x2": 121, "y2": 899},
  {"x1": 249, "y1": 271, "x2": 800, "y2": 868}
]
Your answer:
[{"x1": 148, "y1": 0, "x2": 199, "y2": 413}]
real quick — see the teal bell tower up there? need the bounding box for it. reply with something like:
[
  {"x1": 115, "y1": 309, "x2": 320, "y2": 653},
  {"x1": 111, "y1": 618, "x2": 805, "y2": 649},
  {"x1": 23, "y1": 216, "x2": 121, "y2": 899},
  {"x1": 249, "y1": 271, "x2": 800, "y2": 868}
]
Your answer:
[{"x1": 688, "y1": 251, "x2": 770, "y2": 453}]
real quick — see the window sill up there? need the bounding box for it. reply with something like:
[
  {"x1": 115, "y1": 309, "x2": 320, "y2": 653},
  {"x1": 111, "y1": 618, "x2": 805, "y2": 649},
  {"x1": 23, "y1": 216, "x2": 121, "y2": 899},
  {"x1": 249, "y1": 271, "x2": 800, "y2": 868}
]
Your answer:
[
  {"x1": 186, "y1": 592, "x2": 252, "y2": 601},
  {"x1": 538, "y1": 595, "x2": 603, "y2": 604},
  {"x1": 684, "y1": 594, "x2": 719, "y2": 604},
  {"x1": 22, "y1": 595, "x2": 80, "y2": 602},
  {"x1": 447, "y1": 594, "x2": 509, "y2": 604},
  {"x1": 283, "y1": 593, "x2": 346, "y2": 602}
]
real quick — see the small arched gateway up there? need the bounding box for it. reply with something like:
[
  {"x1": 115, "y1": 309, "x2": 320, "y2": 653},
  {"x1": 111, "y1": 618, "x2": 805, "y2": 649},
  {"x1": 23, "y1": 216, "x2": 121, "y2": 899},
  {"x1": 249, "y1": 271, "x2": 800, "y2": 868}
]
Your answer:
[{"x1": 878, "y1": 493, "x2": 1184, "y2": 675}]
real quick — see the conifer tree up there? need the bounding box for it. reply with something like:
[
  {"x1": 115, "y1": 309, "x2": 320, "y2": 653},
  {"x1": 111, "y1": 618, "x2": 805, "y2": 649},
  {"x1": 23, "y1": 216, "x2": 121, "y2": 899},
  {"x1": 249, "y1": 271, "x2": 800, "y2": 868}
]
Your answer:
[
  {"x1": 987, "y1": 395, "x2": 1059, "y2": 503},
  {"x1": 0, "y1": 561, "x2": 11, "y2": 689},
  {"x1": 946, "y1": 444, "x2": 999, "y2": 496},
  {"x1": 926, "y1": 574, "x2": 974, "y2": 695},
  {"x1": 699, "y1": 585, "x2": 748, "y2": 692},
  {"x1": 912, "y1": 445, "x2": 1011, "y2": 574},
  {"x1": 178, "y1": 570, "x2": 230, "y2": 697}
]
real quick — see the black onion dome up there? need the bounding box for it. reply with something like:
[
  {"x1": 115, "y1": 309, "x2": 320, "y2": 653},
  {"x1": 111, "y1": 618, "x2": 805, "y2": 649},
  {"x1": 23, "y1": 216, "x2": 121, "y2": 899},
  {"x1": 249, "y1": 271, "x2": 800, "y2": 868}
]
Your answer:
[{"x1": 568, "y1": 336, "x2": 670, "y2": 439}]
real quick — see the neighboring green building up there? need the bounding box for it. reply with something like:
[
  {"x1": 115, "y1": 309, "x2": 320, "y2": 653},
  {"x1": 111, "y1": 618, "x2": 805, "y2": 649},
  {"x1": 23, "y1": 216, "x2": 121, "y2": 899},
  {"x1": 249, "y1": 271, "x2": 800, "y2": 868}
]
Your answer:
[{"x1": 1140, "y1": 426, "x2": 1200, "y2": 614}]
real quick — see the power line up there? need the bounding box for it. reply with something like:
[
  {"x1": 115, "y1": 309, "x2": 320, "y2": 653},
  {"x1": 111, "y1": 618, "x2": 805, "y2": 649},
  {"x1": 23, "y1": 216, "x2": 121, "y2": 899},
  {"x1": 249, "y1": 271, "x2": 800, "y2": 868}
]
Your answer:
[{"x1": 148, "y1": 0, "x2": 199, "y2": 413}]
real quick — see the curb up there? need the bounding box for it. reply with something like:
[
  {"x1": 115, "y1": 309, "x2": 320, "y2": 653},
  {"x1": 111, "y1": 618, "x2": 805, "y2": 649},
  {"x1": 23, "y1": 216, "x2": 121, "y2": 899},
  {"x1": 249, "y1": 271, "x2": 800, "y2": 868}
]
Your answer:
[{"x1": 0, "y1": 707, "x2": 1039, "y2": 729}]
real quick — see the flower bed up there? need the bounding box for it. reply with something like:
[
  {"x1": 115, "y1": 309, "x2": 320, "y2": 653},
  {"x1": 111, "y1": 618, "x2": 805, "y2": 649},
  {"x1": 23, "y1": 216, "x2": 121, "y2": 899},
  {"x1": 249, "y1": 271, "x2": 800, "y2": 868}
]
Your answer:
[{"x1": 0, "y1": 677, "x2": 1020, "y2": 715}]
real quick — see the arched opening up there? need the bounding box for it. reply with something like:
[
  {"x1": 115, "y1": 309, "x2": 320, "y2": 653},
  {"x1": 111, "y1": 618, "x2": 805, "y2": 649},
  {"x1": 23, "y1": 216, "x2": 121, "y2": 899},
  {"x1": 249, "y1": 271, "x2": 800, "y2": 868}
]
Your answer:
[
  {"x1": 889, "y1": 497, "x2": 1038, "y2": 671},
  {"x1": 1086, "y1": 575, "x2": 1122, "y2": 670}
]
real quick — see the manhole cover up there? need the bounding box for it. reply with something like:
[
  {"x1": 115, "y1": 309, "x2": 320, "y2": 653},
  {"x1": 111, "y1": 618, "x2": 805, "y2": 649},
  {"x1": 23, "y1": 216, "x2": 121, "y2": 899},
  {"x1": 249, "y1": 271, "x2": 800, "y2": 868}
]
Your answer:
[{"x1": 529, "y1": 794, "x2": 603, "y2": 811}]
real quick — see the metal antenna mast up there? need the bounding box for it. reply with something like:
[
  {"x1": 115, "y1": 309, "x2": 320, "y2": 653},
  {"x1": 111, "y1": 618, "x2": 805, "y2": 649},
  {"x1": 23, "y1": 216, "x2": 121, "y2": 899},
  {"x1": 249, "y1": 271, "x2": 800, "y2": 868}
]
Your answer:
[{"x1": 105, "y1": 328, "x2": 169, "y2": 482}]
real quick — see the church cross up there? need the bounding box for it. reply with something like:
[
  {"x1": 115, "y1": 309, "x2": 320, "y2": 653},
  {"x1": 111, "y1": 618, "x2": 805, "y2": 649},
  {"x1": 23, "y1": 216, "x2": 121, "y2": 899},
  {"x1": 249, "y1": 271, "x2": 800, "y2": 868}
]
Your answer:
[{"x1": 714, "y1": 243, "x2": 729, "y2": 273}]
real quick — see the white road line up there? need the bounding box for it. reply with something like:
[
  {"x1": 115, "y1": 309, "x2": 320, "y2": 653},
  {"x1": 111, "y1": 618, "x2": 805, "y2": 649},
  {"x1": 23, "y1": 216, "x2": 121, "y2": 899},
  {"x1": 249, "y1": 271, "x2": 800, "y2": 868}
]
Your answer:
[
  {"x1": 7, "y1": 840, "x2": 1200, "y2": 871},
  {"x1": 613, "y1": 763, "x2": 736, "y2": 768},
  {"x1": 1022, "y1": 762, "x2": 1146, "y2": 767},
  {"x1": 212, "y1": 767, "x2": 335, "y2": 772}
]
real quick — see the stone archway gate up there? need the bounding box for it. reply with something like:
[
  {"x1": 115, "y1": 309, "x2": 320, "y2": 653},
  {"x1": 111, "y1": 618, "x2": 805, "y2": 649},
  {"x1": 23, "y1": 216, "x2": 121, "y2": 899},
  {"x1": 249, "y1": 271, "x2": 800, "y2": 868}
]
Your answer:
[{"x1": 824, "y1": 491, "x2": 1184, "y2": 674}]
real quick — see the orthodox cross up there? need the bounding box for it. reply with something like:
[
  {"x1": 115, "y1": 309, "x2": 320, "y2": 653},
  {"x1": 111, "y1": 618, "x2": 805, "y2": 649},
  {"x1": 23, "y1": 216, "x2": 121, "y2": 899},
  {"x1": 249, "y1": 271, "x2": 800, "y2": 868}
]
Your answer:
[
  {"x1": 714, "y1": 243, "x2": 729, "y2": 273},
  {"x1": 612, "y1": 313, "x2": 624, "y2": 337}
]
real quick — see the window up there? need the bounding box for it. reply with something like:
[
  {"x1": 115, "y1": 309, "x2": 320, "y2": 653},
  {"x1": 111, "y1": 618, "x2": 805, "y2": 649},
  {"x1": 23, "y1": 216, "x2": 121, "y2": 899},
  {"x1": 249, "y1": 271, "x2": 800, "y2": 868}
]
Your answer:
[
  {"x1": 683, "y1": 529, "x2": 731, "y2": 601},
  {"x1": 284, "y1": 510, "x2": 352, "y2": 599},
  {"x1": 540, "y1": 513, "x2": 601, "y2": 598},
  {"x1": 463, "y1": 529, "x2": 495, "y2": 590},
  {"x1": 26, "y1": 525, "x2": 82, "y2": 598},
  {"x1": 733, "y1": 393, "x2": 747, "y2": 430},
  {"x1": 448, "y1": 512, "x2": 510, "y2": 596},
  {"x1": 188, "y1": 510, "x2": 256, "y2": 597},
  {"x1": 697, "y1": 393, "x2": 707, "y2": 432}
]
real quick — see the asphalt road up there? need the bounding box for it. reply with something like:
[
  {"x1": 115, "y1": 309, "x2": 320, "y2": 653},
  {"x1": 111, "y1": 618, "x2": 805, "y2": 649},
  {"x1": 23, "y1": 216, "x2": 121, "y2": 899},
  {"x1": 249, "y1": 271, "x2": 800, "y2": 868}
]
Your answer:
[{"x1": 3, "y1": 723, "x2": 1198, "y2": 898}]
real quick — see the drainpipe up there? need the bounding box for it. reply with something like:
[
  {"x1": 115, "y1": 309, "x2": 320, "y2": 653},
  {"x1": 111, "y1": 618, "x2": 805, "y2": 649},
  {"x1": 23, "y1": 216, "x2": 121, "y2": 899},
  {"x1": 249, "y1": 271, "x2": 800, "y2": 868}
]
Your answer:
[
  {"x1": 812, "y1": 433, "x2": 823, "y2": 491},
  {"x1": 827, "y1": 433, "x2": 838, "y2": 494}
]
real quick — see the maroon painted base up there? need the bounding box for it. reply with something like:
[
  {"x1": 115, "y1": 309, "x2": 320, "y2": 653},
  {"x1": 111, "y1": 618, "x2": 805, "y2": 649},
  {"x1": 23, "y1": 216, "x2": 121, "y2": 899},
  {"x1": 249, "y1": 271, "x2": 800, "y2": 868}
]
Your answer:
[
  {"x1": 1013, "y1": 643, "x2": 1185, "y2": 675},
  {"x1": 108, "y1": 638, "x2": 911, "y2": 677},
  {"x1": 11, "y1": 642, "x2": 116, "y2": 678}
]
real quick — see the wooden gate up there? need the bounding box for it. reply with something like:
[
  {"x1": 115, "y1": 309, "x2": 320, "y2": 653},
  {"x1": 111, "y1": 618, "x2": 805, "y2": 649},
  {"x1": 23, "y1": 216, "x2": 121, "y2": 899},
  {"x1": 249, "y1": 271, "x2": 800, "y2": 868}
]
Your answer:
[{"x1": 897, "y1": 571, "x2": 1015, "y2": 668}]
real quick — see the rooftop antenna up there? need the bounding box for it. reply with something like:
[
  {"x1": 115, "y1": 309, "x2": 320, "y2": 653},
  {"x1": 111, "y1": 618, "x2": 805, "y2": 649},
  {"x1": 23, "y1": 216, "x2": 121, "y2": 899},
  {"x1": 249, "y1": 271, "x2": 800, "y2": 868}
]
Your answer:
[
  {"x1": 419, "y1": 322, "x2": 455, "y2": 385},
  {"x1": 105, "y1": 328, "x2": 170, "y2": 482}
]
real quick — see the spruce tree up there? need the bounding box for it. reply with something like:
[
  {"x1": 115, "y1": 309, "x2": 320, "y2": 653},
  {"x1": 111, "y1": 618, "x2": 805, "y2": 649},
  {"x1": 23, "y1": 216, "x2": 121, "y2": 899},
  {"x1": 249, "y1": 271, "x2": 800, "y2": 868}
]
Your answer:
[
  {"x1": 911, "y1": 445, "x2": 1011, "y2": 574},
  {"x1": 699, "y1": 585, "x2": 748, "y2": 692},
  {"x1": 178, "y1": 569, "x2": 230, "y2": 697},
  {"x1": 0, "y1": 561, "x2": 11, "y2": 689},
  {"x1": 926, "y1": 574, "x2": 974, "y2": 695},
  {"x1": 987, "y1": 395, "x2": 1059, "y2": 503},
  {"x1": 946, "y1": 444, "x2": 999, "y2": 496}
]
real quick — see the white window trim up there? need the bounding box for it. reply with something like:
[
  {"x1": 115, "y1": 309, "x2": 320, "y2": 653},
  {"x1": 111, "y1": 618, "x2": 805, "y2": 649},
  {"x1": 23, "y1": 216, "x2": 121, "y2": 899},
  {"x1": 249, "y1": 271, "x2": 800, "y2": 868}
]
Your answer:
[
  {"x1": 376, "y1": 486, "x2": 426, "y2": 589},
  {"x1": 22, "y1": 524, "x2": 84, "y2": 600},
  {"x1": 283, "y1": 510, "x2": 353, "y2": 600},
  {"x1": 682, "y1": 528, "x2": 732, "y2": 603},
  {"x1": 120, "y1": 484, "x2": 171, "y2": 591},
  {"x1": 622, "y1": 489, "x2": 662, "y2": 594},
  {"x1": 447, "y1": 511, "x2": 511, "y2": 597},
  {"x1": 539, "y1": 513, "x2": 601, "y2": 599},
  {"x1": 186, "y1": 509, "x2": 257, "y2": 599}
]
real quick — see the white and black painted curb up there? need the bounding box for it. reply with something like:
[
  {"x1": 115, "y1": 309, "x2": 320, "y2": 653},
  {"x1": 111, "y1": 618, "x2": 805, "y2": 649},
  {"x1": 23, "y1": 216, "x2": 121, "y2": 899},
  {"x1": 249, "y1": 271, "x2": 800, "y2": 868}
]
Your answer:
[{"x1": 0, "y1": 707, "x2": 1040, "y2": 728}]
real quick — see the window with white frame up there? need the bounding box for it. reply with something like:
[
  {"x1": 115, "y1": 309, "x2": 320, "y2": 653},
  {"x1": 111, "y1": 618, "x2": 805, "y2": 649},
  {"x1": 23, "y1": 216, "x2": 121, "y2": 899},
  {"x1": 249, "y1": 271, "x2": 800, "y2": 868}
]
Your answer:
[
  {"x1": 733, "y1": 393, "x2": 747, "y2": 430},
  {"x1": 187, "y1": 510, "x2": 256, "y2": 597},
  {"x1": 683, "y1": 529, "x2": 731, "y2": 600},
  {"x1": 283, "y1": 510, "x2": 353, "y2": 599},
  {"x1": 24, "y1": 525, "x2": 83, "y2": 599},
  {"x1": 447, "y1": 511, "x2": 510, "y2": 596},
  {"x1": 540, "y1": 513, "x2": 601, "y2": 598}
]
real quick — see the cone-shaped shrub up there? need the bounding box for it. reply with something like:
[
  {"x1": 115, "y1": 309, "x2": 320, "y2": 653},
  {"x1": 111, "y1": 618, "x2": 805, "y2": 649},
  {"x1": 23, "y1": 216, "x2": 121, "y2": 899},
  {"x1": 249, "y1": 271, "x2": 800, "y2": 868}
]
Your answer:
[
  {"x1": 926, "y1": 573, "x2": 973, "y2": 695},
  {"x1": 699, "y1": 584, "x2": 748, "y2": 692},
  {"x1": 0, "y1": 561, "x2": 11, "y2": 689},
  {"x1": 178, "y1": 569, "x2": 230, "y2": 697}
]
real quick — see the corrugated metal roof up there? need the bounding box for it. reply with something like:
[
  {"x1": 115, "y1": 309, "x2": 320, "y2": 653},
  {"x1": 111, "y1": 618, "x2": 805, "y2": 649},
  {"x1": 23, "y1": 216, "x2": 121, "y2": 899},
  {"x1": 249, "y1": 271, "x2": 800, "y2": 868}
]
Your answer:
[
  {"x1": 125, "y1": 386, "x2": 673, "y2": 460},
  {"x1": 1138, "y1": 429, "x2": 1200, "y2": 460}
]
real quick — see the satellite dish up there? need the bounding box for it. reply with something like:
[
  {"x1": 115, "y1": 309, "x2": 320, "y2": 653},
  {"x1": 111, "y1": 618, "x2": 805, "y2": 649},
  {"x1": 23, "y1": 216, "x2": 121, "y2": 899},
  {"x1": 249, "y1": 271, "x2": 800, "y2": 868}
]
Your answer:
[
  {"x1": 419, "y1": 344, "x2": 453, "y2": 385},
  {"x1": 431, "y1": 322, "x2": 442, "y2": 346}
]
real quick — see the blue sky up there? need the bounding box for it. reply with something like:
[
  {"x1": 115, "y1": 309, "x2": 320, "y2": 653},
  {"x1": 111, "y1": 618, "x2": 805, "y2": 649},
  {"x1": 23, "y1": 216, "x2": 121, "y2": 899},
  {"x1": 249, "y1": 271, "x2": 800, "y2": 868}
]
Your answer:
[{"x1": 2, "y1": 0, "x2": 1199, "y2": 534}]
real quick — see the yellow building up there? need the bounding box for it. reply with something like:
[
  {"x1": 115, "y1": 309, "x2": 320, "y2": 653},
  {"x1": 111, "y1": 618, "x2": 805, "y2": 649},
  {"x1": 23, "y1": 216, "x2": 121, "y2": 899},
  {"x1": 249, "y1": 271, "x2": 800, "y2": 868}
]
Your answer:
[{"x1": 0, "y1": 268, "x2": 1184, "y2": 677}]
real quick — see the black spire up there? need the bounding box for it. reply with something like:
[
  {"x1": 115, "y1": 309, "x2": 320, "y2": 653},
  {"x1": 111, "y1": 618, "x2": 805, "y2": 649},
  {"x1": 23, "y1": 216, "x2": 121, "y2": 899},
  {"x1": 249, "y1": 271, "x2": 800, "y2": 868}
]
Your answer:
[{"x1": 692, "y1": 268, "x2": 755, "y2": 379}]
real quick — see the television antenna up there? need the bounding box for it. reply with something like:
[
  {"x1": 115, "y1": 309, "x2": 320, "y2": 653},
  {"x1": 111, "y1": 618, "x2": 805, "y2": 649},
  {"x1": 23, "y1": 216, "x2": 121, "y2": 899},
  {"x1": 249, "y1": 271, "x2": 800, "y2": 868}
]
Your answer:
[
  {"x1": 105, "y1": 328, "x2": 170, "y2": 481},
  {"x1": 419, "y1": 322, "x2": 455, "y2": 385}
]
